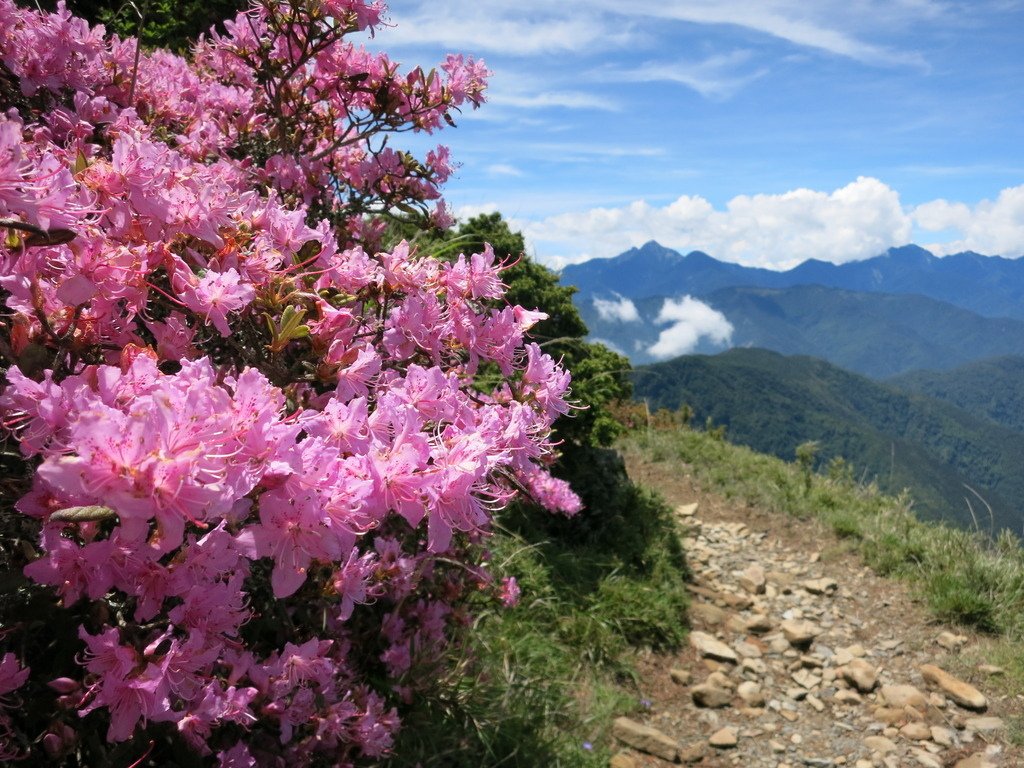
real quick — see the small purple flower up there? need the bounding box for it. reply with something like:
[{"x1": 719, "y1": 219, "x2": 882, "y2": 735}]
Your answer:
[{"x1": 582, "y1": 741, "x2": 593, "y2": 751}]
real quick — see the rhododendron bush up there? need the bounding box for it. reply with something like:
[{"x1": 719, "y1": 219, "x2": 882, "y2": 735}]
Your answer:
[{"x1": 0, "y1": 1, "x2": 580, "y2": 764}]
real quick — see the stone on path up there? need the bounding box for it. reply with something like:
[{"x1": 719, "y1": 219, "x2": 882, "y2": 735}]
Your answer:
[
  {"x1": 780, "y1": 619, "x2": 821, "y2": 647},
  {"x1": 802, "y1": 577, "x2": 838, "y2": 595},
  {"x1": 691, "y1": 682, "x2": 733, "y2": 708},
  {"x1": 839, "y1": 658, "x2": 878, "y2": 693},
  {"x1": 864, "y1": 735, "x2": 898, "y2": 754},
  {"x1": 954, "y1": 756, "x2": 997, "y2": 768},
  {"x1": 708, "y1": 726, "x2": 739, "y2": 749},
  {"x1": 609, "y1": 754, "x2": 637, "y2": 768},
  {"x1": 689, "y1": 602, "x2": 728, "y2": 627},
  {"x1": 611, "y1": 717, "x2": 678, "y2": 761},
  {"x1": 738, "y1": 563, "x2": 766, "y2": 594},
  {"x1": 966, "y1": 716, "x2": 1005, "y2": 732},
  {"x1": 879, "y1": 684, "x2": 928, "y2": 710},
  {"x1": 669, "y1": 667, "x2": 692, "y2": 686},
  {"x1": 676, "y1": 502, "x2": 698, "y2": 517},
  {"x1": 937, "y1": 631, "x2": 968, "y2": 651},
  {"x1": 690, "y1": 631, "x2": 739, "y2": 663},
  {"x1": 920, "y1": 664, "x2": 988, "y2": 711}
]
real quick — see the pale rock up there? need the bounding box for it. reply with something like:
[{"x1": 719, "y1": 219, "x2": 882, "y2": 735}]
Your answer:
[
  {"x1": 840, "y1": 658, "x2": 878, "y2": 693},
  {"x1": 745, "y1": 614, "x2": 773, "y2": 633},
  {"x1": 965, "y1": 716, "x2": 1005, "y2": 732},
  {"x1": 910, "y1": 748, "x2": 943, "y2": 768},
  {"x1": 930, "y1": 726, "x2": 955, "y2": 746},
  {"x1": 920, "y1": 664, "x2": 987, "y2": 711},
  {"x1": 676, "y1": 502, "x2": 698, "y2": 517},
  {"x1": 708, "y1": 726, "x2": 738, "y2": 749},
  {"x1": 725, "y1": 615, "x2": 749, "y2": 633},
  {"x1": 609, "y1": 754, "x2": 637, "y2": 768},
  {"x1": 780, "y1": 619, "x2": 821, "y2": 648},
  {"x1": 669, "y1": 668, "x2": 692, "y2": 686},
  {"x1": 802, "y1": 577, "x2": 838, "y2": 595},
  {"x1": 770, "y1": 739, "x2": 786, "y2": 753},
  {"x1": 954, "y1": 756, "x2": 997, "y2": 768},
  {"x1": 864, "y1": 735, "x2": 898, "y2": 754},
  {"x1": 834, "y1": 689, "x2": 863, "y2": 705},
  {"x1": 879, "y1": 684, "x2": 928, "y2": 710},
  {"x1": 737, "y1": 680, "x2": 766, "y2": 707},
  {"x1": 806, "y1": 694, "x2": 825, "y2": 712},
  {"x1": 691, "y1": 683, "x2": 732, "y2": 709},
  {"x1": 978, "y1": 664, "x2": 1004, "y2": 676},
  {"x1": 734, "y1": 640, "x2": 763, "y2": 659},
  {"x1": 690, "y1": 603, "x2": 728, "y2": 627},
  {"x1": 901, "y1": 721, "x2": 932, "y2": 740},
  {"x1": 738, "y1": 563, "x2": 767, "y2": 594},
  {"x1": 611, "y1": 718, "x2": 678, "y2": 761},
  {"x1": 678, "y1": 742, "x2": 707, "y2": 764},
  {"x1": 937, "y1": 631, "x2": 968, "y2": 651},
  {"x1": 791, "y1": 668, "x2": 821, "y2": 689},
  {"x1": 707, "y1": 671, "x2": 735, "y2": 690},
  {"x1": 690, "y1": 631, "x2": 739, "y2": 663},
  {"x1": 855, "y1": 761, "x2": 873, "y2": 768},
  {"x1": 721, "y1": 592, "x2": 753, "y2": 609},
  {"x1": 872, "y1": 706, "x2": 911, "y2": 725},
  {"x1": 835, "y1": 644, "x2": 867, "y2": 666}
]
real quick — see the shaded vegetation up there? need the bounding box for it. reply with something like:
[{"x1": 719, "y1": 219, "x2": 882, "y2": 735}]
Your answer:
[{"x1": 890, "y1": 355, "x2": 1024, "y2": 434}]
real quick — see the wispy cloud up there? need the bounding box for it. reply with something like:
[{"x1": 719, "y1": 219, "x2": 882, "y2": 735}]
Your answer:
[
  {"x1": 484, "y1": 163, "x2": 524, "y2": 177},
  {"x1": 596, "y1": 50, "x2": 768, "y2": 99}
]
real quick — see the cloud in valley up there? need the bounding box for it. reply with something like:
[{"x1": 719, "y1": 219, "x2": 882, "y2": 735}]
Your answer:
[
  {"x1": 648, "y1": 296, "x2": 733, "y2": 359},
  {"x1": 592, "y1": 295, "x2": 641, "y2": 322}
]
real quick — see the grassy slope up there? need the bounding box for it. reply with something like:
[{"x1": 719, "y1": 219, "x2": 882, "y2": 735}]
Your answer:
[{"x1": 632, "y1": 348, "x2": 1024, "y2": 533}]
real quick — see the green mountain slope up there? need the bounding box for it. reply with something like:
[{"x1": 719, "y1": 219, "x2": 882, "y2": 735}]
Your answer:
[
  {"x1": 632, "y1": 348, "x2": 1024, "y2": 533},
  {"x1": 888, "y1": 356, "x2": 1024, "y2": 434}
]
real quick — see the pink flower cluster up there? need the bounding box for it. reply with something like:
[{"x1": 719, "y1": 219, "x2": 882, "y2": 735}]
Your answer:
[{"x1": 0, "y1": 1, "x2": 578, "y2": 763}]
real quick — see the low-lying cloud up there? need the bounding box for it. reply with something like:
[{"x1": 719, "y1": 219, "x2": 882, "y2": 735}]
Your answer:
[
  {"x1": 592, "y1": 295, "x2": 641, "y2": 323},
  {"x1": 648, "y1": 296, "x2": 733, "y2": 359}
]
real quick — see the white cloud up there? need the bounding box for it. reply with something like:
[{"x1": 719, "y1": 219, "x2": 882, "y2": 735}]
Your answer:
[
  {"x1": 592, "y1": 295, "x2": 641, "y2": 322},
  {"x1": 648, "y1": 296, "x2": 733, "y2": 359},
  {"x1": 525, "y1": 177, "x2": 913, "y2": 269},
  {"x1": 913, "y1": 185, "x2": 1024, "y2": 257}
]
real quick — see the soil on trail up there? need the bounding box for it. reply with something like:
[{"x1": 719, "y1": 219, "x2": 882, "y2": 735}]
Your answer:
[{"x1": 616, "y1": 452, "x2": 1024, "y2": 768}]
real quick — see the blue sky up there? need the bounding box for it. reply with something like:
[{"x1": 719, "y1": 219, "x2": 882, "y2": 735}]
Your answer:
[{"x1": 376, "y1": 0, "x2": 1024, "y2": 270}]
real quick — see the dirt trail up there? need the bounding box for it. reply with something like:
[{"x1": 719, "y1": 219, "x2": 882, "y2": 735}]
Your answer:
[{"x1": 613, "y1": 454, "x2": 1024, "y2": 768}]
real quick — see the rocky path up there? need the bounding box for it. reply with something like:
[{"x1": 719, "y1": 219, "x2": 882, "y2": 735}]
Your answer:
[{"x1": 610, "y1": 463, "x2": 1023, "y2": 768}]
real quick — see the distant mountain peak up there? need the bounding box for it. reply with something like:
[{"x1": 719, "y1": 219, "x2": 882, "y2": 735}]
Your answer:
[{"x1": 883, "y1": 244, "x2": 935, "y2": 263}]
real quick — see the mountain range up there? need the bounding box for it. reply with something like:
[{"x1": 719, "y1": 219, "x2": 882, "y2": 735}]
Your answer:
[
  {"x1": 567, "y1": 242, "x2": 1024, "y2": 376},
  {"x1": 560, "y1": 240, "x2": 1024, "y2": 534},
  {"x1": 564, "y1": 241, "x2": 1024, "y2": 321}
]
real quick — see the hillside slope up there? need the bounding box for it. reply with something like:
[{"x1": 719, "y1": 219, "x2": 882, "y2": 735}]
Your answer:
[
  {"x1": 889, "y1": 356, "x2": 1024, "y2": 433},
  {"x1": 631, "y1": 348, "x2": 1024, "y2": 532}
]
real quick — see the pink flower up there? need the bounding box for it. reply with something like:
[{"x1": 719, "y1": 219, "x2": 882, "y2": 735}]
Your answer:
[
  {"x1": 178, "y1": 268, "x2": 255, "y2": 337},
  {"x1": 499, "y1": 576, "x2": 521, "y2": 608}
]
